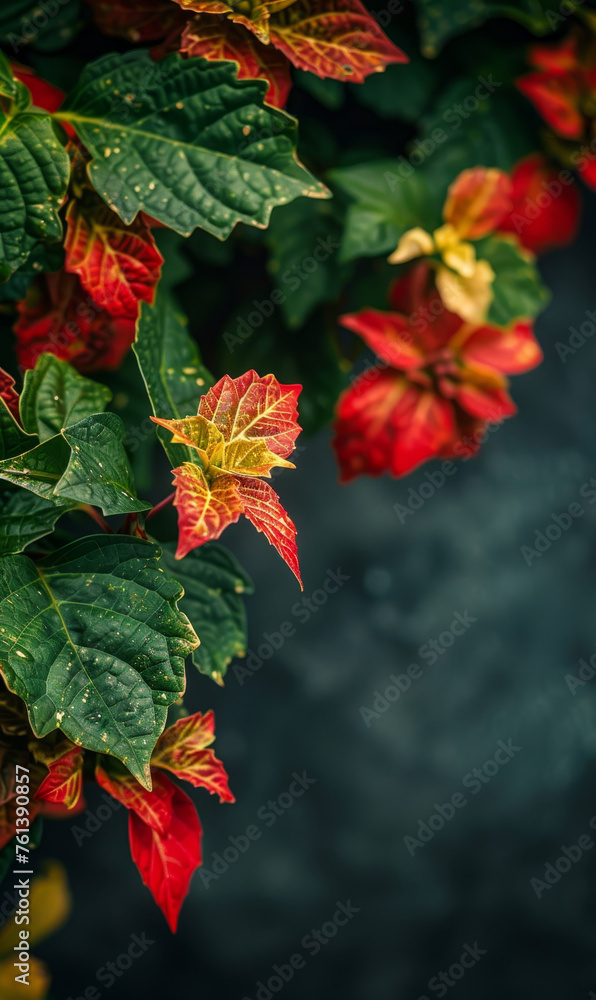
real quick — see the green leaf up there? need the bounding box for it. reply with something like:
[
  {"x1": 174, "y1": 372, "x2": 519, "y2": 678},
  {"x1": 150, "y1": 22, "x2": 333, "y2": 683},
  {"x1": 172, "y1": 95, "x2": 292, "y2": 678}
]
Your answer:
[
  {"x1": 478, "y1": 234, "x2": 551, "y2": 326},
  {"x1": 159, "y1": 542, "x2": 253, "y2": 684},
  {"x1": 58, "y1": 51, "x2": 328, "y2": 241},
  {"x1": 0, "y1": 399, "x2": 37, "y2": 461},
  {"x1": 0, "y1": 96, "x2": 70, "y2": 280},
  {"x1": 134, "y1": 294, "x2": 212, "y2": 467},
  {"x1": 329, "y1": 159, "x2": 444, "y2": 263},
  {"x1": 0, "y1": 51, "x2": 17, "y2": 101},
  {"x1": 55, "y1": 412, "x2": 151, "y2": 516},
  {"x1": 0, "y1": 434, "x2": 70, "y2": 501},
  {"x1": 0, "y1": 489, "x2": 72, "y2": 555},
  {"x1": 0, "y1": 535, "x2": 197, "y2": 788},
  {"x1": 416, "y1": 0, "x2": 560, "y2": 57},
  {"x1": 266, "y1": 198, "x2": 348, "y2": 329},
  {"x1": 20, "y1": 355, "x2": 112, "y2": 441},
  {"x1": 0, "y1": 240, "x2": 64, "y2": 302},
  {"x1": 351, "y1": 53, "x2": 439, "y2": 122}
]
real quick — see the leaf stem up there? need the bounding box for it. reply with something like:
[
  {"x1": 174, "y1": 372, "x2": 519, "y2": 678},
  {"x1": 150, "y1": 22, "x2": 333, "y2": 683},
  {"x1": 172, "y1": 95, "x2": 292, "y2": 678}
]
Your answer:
[
  {"x1": 77, "y1": 504, "x2": 114, "y2": 534},
  {"x1": 146, "y1": 491, "x2": 176, "y2": 521}
]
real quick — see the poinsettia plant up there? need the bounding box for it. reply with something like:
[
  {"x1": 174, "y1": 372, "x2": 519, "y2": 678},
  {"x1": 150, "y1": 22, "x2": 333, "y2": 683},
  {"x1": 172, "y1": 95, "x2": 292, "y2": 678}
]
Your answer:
[{"x1": 0, "y1": 0, "x2": 590, "y2": 990}]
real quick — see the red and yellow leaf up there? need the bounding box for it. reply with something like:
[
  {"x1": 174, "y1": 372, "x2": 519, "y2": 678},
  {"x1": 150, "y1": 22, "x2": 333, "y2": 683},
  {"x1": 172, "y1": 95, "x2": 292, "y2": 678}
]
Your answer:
[
  {"x1": 95, "y1": 764, "x2": 173, "y2": 834},
  {"x1": 180, "y1": 16, "x2": 292, "y2": 107},
  {"x1": 268, "y1": 0, "x2": 408, "y2": 83},
  {"x1": 173, "y1": 0, "x2": 288, "y2": 44},
  {"x1": 128, "y1": 779, "x2": 202, "y2": 932},
  {"x1": 234, "y1": 476, "x2": 302, "y2": 587},
  {"x1": 151, "y1": 413, "x2": 226, "y2": 470},
  {"x1": 35, "y1": 746, "x2": 84, "y2": 810},
  {"x1": 65, "y1": 192, "x2": 164, "y2": 321},
  {"x1": 14, "y1": 271, "x2": 136, "y2": 374},
  {"x1": 198, "y1": 370, "x2": 302, "y2": 474},
  {"x1": 152, "y1": 710, "x2": 235, "y2": 803},
  {"x1": 443, "y1": 167, "x2": 512, "y2": 239},
  {"x1": 171, "y1": 465, "x2": 244, "y2": 558}
]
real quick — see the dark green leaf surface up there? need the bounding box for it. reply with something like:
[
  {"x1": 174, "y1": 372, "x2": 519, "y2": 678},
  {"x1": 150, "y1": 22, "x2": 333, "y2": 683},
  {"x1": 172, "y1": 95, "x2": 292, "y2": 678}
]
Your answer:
[
  {"x1": 0, "y1": 536, "x2": 197, "y2": 787},
  {"x1": 160, "y1": 542, "x2": 253, "y2": 684},
  {"x1": 59, "y1": 51, "x2": 328, "y2": 241},
  {"x1": 56, "y1": 413, "x2": 151, "y2": 515},
  {"x1": 0, "y1": 399, "x2": 36, "y2": 461},
  {"x1": 266, "y1": 198, "x2": 348, "y2": 329},
  {"x1": 134, "y1": 294, "x2": 212, "y2": 467},
  {"x1": 0, "y1": 434, "x2": 70, "y2": 501},
  {"x1": 0, "y1": 489, "x2": 72, "y2": 555},
  {"x1": 0, "y1": 97, "x2": 70, "y2": 280},
  {"x1": 20, "y1": 355, "x2": 112, "y2": 441}
]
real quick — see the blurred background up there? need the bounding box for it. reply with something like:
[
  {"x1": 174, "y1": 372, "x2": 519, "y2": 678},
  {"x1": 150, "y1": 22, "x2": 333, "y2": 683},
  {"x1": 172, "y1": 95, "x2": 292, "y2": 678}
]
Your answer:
[{"x1": 39, "y1": 165, "x2": 596, "y2": 1000}]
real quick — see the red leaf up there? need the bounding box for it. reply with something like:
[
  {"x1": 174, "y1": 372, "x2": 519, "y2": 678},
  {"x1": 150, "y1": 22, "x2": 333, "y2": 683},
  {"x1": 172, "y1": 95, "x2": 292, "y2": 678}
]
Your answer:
[
  {"x1": 64, "y1": 193, "x2": 164, "y2": 321},
  {"x1": 14, "y1": 271, "x2": 136, "y2": 374},
  {"x1": 152, "y1": 710, "x2": 235, "y2": 803},
  {"x1": 129, "y1": 780, "x2": 202, "y2": 932},
  {"x1": 10, "y1": 65, "x2": 65, "y2": 113},
  {"x1": 460, "y1": 320, "x2": 544, "y2": 375},
  {"x1": 171, "y1": 466, "x2": 244, "y2": 558},
  {"x1": 35, "y1": 747, "x2": 84, "y2": 810},
  {"x1": 175, "y1": 0, "x2": 275, "y2": 44},
  {"x1": 499, "y1": 154, "x2": 581, "y2": 254},
  {"x1": 0, "y1": 369, "x2": 20, "y2": 423},
  {"x1": 198, "y1": 369, "x2": 302, "y2": 468},
  {"x1": 269, "y1": 0, "x2": 408, "y2": 83},
  {"x1": 156, "y1": 372, "x2": 302, "y2": 582},
  {"x1": 180, "y1": 16, "x2": 292, "y2": 107},
  {"x1": 235, "y1": 476, "x2": 302, "y2": 587},
  {"x1": 95, "y1": 765, "x2": 174, "y2": 834}
]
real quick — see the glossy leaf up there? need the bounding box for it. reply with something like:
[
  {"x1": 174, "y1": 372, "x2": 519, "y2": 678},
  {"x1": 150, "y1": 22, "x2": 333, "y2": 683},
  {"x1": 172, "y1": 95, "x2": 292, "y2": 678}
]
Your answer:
[
  {"x1": 0, "y1": 536, "x2": 197, "y2": 788},
  {"x1": 19, "y1": 354, "x2": 112, "y2": 441},
  {"x1": 0, "y1": 434, "x2": 71, "y2": 501},
  {"x1": 58, "y1": 51, "x2": 328, "y2": 240},
  {"x1": 128, "y1": 778, "x2": 202, "y2": 932},
  {"x1": 478, "y1": 234, "x2": 551, "y2": 326},
  {"x1": 56, "y1": 412, "x2": 152, "y2": 515},
  {"x1": 152, "y1": 709, "x2": 235, "y2": 801},
  {"x1": 134, "y1": 294, "x2": 213, "y2": 468},
  {"x1": 269, "y1": 0, "x2": 408, "y2": 82},
  {"x1": 65, "y1": 190, "x2": 164, "y2": 321},
  {"x1": 181, "y1": 16, "x2": 291, "y2": 108},
  {"x1": 0, "y1": 64, "x2": 70, "y2": 280},
  {"x1": 35, "y1": 746, "x2": 84, "y2": 809},
  {"x1": 159, "y1": 541, "x2": 253, "y2": 682},
  {"x1": 0, "y1": 489, "x2": 72, "y2": 556}
]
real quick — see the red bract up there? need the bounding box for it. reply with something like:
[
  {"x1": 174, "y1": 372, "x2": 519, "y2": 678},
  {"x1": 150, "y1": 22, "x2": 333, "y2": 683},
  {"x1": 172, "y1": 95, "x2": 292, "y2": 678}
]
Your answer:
[
  {"x1": 14, "y1": 271, "x2": 136, "y2": 374},
  {"x1": 35, "y1": 747, "x2": 84, "y2": 810},
  {"x1": 332, "y1": 263, "x2": 543, "y2": 481},
  {"x1": 499, "y1": 154, "x2": 581, "y2": 254},
  {"x1": 152, "y1": 710, "x2": 235, "y2": 803},
  {"x1": 0, "y1": 368, "x2": 21, "y2": 423},
  {"x1": 517, "y1": 30, "x2": 596, "y2": 189}
]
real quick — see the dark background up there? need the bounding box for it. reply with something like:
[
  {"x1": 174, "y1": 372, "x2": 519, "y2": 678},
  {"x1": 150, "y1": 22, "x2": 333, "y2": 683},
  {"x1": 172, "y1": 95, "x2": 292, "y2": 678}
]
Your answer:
[{"x1": 38, "y1": 169, "x2": 596, "y2": 1000}]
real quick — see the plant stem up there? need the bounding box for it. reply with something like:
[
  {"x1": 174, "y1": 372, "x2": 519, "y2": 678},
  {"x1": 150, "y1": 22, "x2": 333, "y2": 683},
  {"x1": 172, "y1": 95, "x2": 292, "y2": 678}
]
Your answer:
[
  {"x1": 146, "y1": 491, "x2": 176, "y2": 521},
  {"x1": 77, "y1": 504, "x2": 114, "y2": 534}
]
